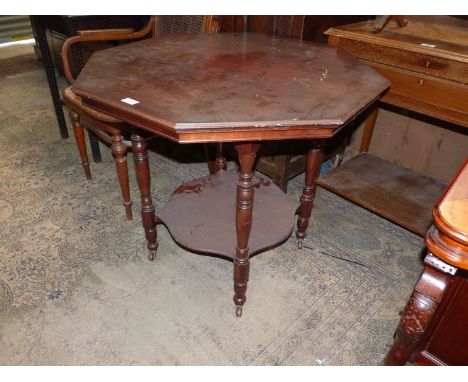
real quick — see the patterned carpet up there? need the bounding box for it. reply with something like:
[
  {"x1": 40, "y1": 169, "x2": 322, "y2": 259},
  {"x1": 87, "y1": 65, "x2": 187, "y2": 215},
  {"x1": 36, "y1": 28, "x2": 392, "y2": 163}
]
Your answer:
[{"x1": 0, "y1": 55, "x2": 425, "y2": 365}]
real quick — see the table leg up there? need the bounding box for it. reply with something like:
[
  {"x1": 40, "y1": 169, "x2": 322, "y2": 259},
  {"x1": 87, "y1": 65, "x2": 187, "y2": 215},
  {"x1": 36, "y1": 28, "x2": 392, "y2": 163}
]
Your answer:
[
  {"x1": 233, "y1": 142, "x2": 261, "y2": 317},
  {"x1": 112, "y1": 134, "x2": 132, "y2": 221},
  {"x1": 296, "y1": 139, "x2": 324, "y2": 249},
  {"x1": 214, "y1": 142, "x2": 227, "y2": 172},
  {"x1": 32, "y1": 18, "x2": 69, "y2": 139},
  {"x1": 131, "y1": 133, "x2": 158, "y2": 260},
  {"x1": 383, "y1": 252, "x2": 452, "y2": 365},
  {"x1": 360, "y1": 105, "x2": 379, "y2": 153}
]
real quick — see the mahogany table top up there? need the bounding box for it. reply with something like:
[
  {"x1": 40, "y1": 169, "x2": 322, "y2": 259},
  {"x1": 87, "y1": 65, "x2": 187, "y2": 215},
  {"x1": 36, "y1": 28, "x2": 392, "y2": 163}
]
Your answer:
[{"x1": 71, "y1": 33, "x2": 389, "y2": 143}]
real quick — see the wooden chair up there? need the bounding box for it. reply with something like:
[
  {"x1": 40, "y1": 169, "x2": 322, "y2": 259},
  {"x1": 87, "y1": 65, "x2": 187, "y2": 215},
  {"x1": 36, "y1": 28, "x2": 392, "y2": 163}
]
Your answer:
[{"x1": 61, "y1": 16, "x2": 218, "y2": 220}]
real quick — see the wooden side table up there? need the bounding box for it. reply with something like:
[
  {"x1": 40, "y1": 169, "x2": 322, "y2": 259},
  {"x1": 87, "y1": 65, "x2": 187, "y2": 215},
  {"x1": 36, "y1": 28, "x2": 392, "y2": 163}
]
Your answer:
[
  {"x1": 320, "y1": 16, "x2": 468, "y2": 237},
  {"x1": 71, "y1": 33, "x2": 389, "y2": 316},
  {"x1": 384, "y1": 158, "x2": 468, "y2": 365}
]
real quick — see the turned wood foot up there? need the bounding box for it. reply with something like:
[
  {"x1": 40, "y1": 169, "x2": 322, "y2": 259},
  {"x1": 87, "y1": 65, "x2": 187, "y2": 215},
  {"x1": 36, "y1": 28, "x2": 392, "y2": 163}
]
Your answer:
[
  {"x1": 132, "y1": 133, "x2": 158, "y2": 260},
  {"x1": 295, "y1": 139, "x2": 324, "y2": 245},
  {"x1": 69, "y1": 110, "x2": 91, "y2": 180},
  {"x1": 383, "y1": 253, "x2": 453, "y2": 365},
  {"x1": 232, "y1": 142, "x2": 261, "y2": 316},
  {"x1": 112, "y1": 134, "x2": 132, "y2": 220},
  {"x1": 297, "y1": 238, "x2": 303, "y2": 250}
]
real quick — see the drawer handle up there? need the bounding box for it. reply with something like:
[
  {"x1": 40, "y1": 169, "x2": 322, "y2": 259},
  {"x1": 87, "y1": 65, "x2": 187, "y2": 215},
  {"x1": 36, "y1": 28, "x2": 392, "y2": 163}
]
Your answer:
[
  {"x1": 425, "y1": 60, "x2": 431, "y2": 68},
  {"x1": 419, "y1": 79, "x2": 424, "y2": 86}
]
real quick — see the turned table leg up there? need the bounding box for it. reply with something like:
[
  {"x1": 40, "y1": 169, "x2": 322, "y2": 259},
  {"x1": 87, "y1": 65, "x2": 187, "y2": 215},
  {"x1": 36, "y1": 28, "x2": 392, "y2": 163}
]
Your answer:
[
  {"x1": 132, "y1": 133, "x2": 158, "y2": 261},
  {"x1": 233, "y1": 142, "x2": 261, "y2": 317},
  {"x1": 69, "y1": 110, "x2": 91, "y2": 180},
  {"x1": 296, "y1": 139, "x2": 324, "y2": 249},
  {"x1": 383, "y1": 252, "x2": 454, "y2": 365},
  {"x1": 112, "y1": 134, "x2": 132, "y2": 221},
  {"x1": 214, "y1": 142, "x2": 227, "y2": 173}
]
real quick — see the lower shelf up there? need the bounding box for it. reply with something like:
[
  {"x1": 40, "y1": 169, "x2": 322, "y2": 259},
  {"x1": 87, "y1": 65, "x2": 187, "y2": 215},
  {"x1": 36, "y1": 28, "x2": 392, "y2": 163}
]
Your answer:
[
  {"x1": 317, "y1": 153, "x2": 447, "y2": 236},
  {"x1": 157, "y1": 170, "x2": 298, "y2": 259}
]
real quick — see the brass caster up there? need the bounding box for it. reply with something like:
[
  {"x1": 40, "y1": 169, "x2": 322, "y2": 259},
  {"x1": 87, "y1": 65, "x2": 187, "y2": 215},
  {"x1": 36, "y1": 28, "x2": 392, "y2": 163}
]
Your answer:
[
  {"x1": 297, "y1": 239, "x2": 303, "y2": 250},
  {"x1": 235, "y1": 305, "x2": 243, "y2": 317},
  {"x1": 148, "y1": 252, "x2": 156, "y2": 261}
]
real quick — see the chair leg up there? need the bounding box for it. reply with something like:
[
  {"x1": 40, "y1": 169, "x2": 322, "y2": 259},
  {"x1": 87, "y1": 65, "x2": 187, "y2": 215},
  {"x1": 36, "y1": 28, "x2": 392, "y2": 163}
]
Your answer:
[
  {"x1": 111, "y1": 134, "x2": 133, "y2": 220},
  {"x1": 88, "y1": 130, "x2": 102, "y2": 163},
  {"x1": 69, "y1": 110, "x2": 91, "y2": 180}
]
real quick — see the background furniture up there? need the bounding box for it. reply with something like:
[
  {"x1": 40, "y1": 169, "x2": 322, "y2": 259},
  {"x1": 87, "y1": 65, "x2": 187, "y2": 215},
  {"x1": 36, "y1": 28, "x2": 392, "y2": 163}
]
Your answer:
[
  {"x1": 70, "y1": 33, "x2": 389, "y2": 316},
  {"x1": 29, "y1": 15, "x2": 150, "y2": 154},
  {"x1": 384, "y1": 158, "x2": 468, "y2": 365},
  {"x1": 319, "y1": 16, "x2": 468, "y2": 236}
]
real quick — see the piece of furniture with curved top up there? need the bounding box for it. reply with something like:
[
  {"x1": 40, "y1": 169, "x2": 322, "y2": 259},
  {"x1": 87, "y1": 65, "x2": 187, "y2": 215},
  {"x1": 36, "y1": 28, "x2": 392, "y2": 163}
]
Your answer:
[
  {"x1": 70, "y1": 33, "x2": 389, "y2": 316},
  {"x1": 384, "y1": 158, "x2": 468, "y2": 365},
  {"x1": 62, "y1": 16, "x2": 219, "y2": 220}
]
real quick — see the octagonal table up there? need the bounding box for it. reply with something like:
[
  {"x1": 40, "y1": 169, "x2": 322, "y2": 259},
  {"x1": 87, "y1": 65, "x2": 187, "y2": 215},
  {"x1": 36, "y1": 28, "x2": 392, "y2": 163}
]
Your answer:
[{"x1": 71, "y1": 33, "x2": 390, "y2": 316}]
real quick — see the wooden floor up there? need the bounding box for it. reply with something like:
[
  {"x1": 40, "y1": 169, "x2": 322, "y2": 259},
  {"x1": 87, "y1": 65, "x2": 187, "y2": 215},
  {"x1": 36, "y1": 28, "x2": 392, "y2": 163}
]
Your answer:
[{"x1": 318, "y1": 153, "x2": 447, "y2": 236}]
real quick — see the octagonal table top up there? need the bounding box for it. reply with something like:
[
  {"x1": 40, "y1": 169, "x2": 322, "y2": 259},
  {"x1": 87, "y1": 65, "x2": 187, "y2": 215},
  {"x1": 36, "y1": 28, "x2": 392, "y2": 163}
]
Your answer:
[{"x1": 71, "y1": 33, "x2": 390, "y2": 143}]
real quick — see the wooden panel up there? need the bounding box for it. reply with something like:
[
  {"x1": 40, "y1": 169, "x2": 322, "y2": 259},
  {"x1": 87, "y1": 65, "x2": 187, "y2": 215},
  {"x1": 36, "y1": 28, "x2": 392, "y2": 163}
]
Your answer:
[
  {"x1": 380, "y1": 93, "x2": 468, "y2": 128},
  {"x1": 327, "y1": 37, "x2": 467, "y2": 83},
  {"x1": 372, "y1": 63, "x2": 468, "y2": 116},
  {"x1": 424, "y1": 276, "x2": 468, "y2": 365},
  {"x1": 349, "y1": 108, "x2": 468, "y2": 183},
  {"x1": 318, "y1": 153, "x2": 447, "y2": 236}
]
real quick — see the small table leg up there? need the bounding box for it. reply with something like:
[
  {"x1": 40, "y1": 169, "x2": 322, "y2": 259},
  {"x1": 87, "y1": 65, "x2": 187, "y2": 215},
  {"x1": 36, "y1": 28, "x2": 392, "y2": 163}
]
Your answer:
[
  {"x1": 233, "y1": 142, "x2": 261, "y2": 317},
  {"x1": 131, "y1": 133, "x2": 158, "y2": 260},
  {"x1": 296, "y1": 139, "x2": 324, "y2": 249},
  {"x1": 214, "y1": 142, "x2": 227, "y2": 172}
]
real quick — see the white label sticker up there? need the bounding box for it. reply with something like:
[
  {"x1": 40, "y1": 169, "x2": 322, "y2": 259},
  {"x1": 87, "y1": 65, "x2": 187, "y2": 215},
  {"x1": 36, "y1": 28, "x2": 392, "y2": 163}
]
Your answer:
[
  {"x1": 121, "y1": 97, "x2": 140, "y2": 105},
  {"x1": 420, "y1": 43, "x2": 436, "y2": 48}
]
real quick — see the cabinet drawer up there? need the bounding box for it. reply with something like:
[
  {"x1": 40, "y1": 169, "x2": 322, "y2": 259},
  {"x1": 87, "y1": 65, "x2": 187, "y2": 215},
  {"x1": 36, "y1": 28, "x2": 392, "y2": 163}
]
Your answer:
[
  {"x1": 329, "y1": 37, "x2": 467, "y2": 84},
  {"x1": 370, "y1": 62, "x2": 468, "y2": 115}
]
